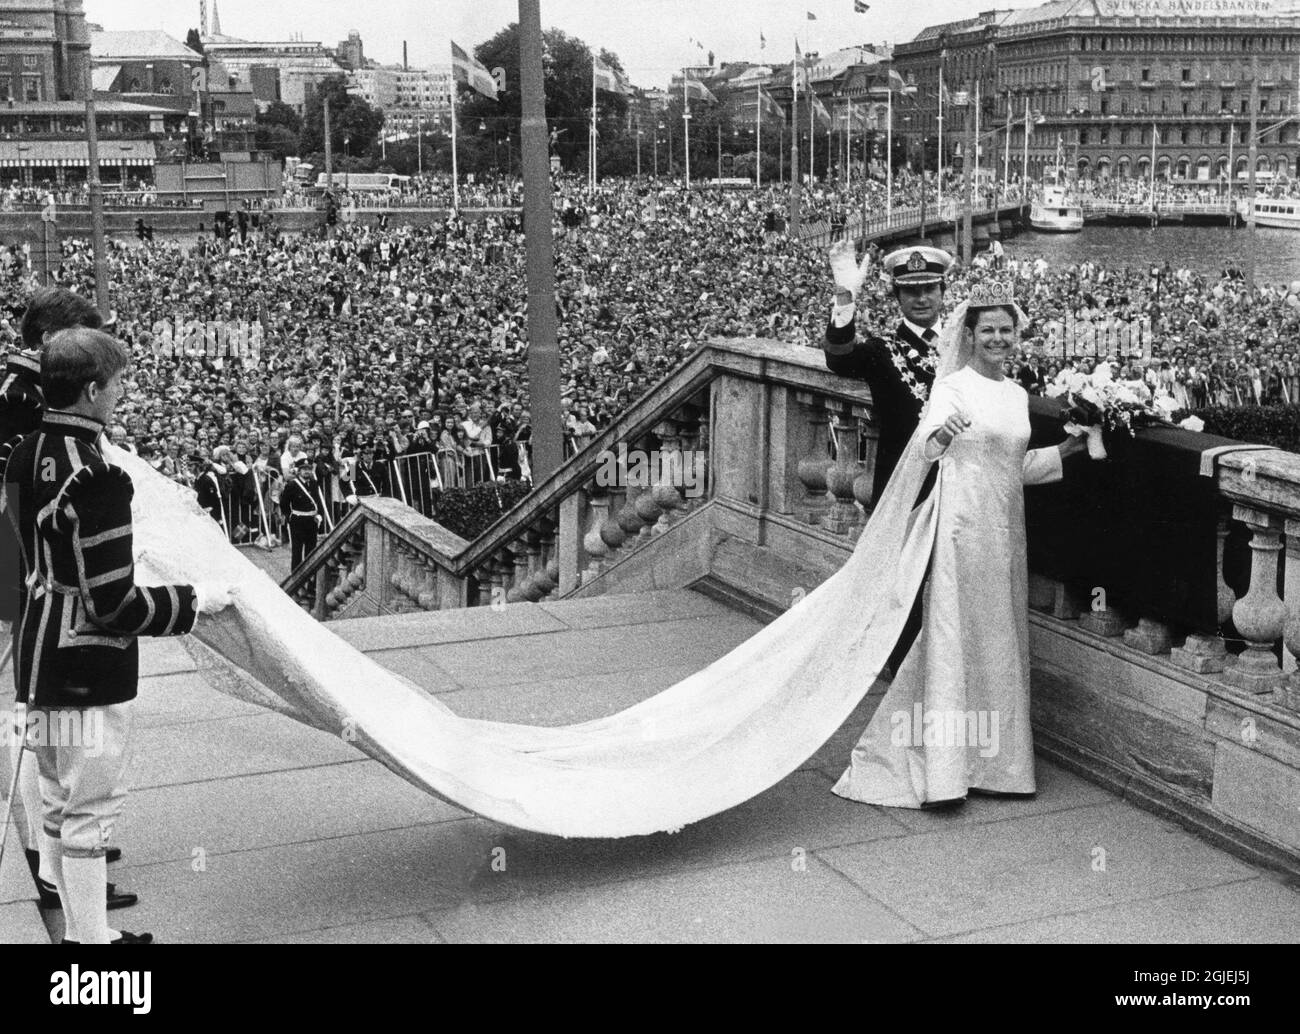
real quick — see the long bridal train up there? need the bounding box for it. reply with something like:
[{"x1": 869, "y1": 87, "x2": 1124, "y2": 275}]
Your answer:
[{"x1": 113, "y1": 425, "x2": 940, "y2": 838}]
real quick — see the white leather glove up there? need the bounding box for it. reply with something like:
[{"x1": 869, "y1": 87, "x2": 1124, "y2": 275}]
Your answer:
[
  {"x1": 194, "y1": 582, "x2": 236, "y2": 615},
  {"x1": 828, "y1": 239, "x2": 871, "y2": 301}
]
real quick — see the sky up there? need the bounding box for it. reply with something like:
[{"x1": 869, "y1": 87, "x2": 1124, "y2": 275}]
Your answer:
[{"x1": 81, "y1": 0, "x2": 1046, "y2": 89}]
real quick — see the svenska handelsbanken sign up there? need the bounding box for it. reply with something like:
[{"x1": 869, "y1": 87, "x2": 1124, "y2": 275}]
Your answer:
[{"x1": 1100, "y1": 0, "x2": 1278, "y2": 15}]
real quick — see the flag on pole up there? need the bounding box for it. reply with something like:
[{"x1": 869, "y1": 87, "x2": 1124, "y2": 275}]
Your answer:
[
  {"x1": 854, "y1": 1, "x2": 870, "y2": 12},
  {"x1": 811, "y1": 93, "x2": 832, "y2": 129},
  {"x1": 450, "y1": 40, "x2": 498, "y2": 99},
  {"x1": 758, "y1": 88, "x2": 785, "y2": 122},
  {"x1": 682, "y1": 78, "x2": 718, "y2": 104},
  {"x1": 760, "y1": 30, "x2": 766, "y2": 50},
  {"x1": 593, "y1": 56, "x2": 630, "y2": 95}
]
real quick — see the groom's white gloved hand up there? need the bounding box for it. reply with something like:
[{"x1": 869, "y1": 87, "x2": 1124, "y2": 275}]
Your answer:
[{"x1": 829, "y1": 239, "x2": 871, "y2": 303}]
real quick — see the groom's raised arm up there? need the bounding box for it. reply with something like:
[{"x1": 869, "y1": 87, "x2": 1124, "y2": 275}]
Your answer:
[{"x1": 823, "y1": 289, "x2": 881, "y2": 383}]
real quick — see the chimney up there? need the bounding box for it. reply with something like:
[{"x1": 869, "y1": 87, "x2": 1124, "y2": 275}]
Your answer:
[{"x1": 403, "y1": 41, "x2": 408, "y2": 71}]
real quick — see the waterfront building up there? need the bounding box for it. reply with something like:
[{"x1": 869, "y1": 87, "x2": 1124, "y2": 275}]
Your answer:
[{"x1": 893, "y1": 0, "x2": 1300, "y2": 187}]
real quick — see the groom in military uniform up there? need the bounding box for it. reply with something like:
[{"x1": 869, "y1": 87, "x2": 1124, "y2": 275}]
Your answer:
[
  {"x1": 822, "y1": 243, "x2": 954, "y2": 505},
  {"x1": 822, "y1": 243, "x2": 953, "y2": 688}
]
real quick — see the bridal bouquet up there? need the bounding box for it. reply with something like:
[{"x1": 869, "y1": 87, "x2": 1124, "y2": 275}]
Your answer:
[{"x1": 1045, "y1": 365, "x2": 1200, "y2": 459}]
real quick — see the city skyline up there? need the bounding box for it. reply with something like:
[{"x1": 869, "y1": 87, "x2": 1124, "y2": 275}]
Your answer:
[{"x1": 81, "y1": 0, "x2": 1046, "y2": 90}]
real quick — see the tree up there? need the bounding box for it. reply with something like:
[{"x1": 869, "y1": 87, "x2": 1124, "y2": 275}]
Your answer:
[
  {"x1": 185, "y1": 28, "x2": 204, "y2": 55},
  {"x1": 300, "y1": 75, "x2": 384, "y2": 159},
  {"x1": 458, "y1": 25, "x2": 630, "y2": 173},
  {"x1": 253, "y1": 101, "x2": 302, "y2": 162},
  {"x1": 260, "y1": 101, "x2": 302, "y2": 136}
]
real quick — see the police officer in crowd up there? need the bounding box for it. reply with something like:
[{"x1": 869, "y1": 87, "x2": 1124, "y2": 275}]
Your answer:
[{"x1": 281, "y1": 456, "x2": 321, "y2": 572}]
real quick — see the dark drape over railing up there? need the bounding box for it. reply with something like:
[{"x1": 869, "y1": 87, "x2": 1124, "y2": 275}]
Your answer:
[{"x1": 1026, "y1": 396, "x2": 1241, "y2": 635}]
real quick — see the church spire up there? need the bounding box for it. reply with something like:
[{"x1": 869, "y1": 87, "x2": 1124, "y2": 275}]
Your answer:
[{"x1": 211, "y1": 0, "x2": 222, "y2": 36}]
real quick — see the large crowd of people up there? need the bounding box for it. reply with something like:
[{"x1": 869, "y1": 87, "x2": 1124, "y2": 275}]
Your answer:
[{"x1": 1, "y1": 172, "x2": 1298, "y2": 553}]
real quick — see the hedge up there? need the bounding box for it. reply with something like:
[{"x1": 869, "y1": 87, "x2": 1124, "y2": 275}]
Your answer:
[
  {"x1": 1172, "y1": 405, "x2": 1300, "y2": 453},
  {"x1": 430, "y1": 480, "x2": 534, "y2": 541}
]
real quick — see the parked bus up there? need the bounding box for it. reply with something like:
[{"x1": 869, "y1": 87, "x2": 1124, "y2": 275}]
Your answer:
[{"x1": 313, "y1": 172, "x2": 411, "y2": 195}]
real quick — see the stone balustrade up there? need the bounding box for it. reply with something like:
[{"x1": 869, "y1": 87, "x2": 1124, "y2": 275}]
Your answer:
[{"x1": 282, "y1": 337, "x2": 898, "y2": 620}]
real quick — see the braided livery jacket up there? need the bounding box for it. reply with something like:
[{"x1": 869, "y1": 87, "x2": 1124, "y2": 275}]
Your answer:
[
  {"x1": 1, "y1": 411, "x2": 198, "y2": 707},
  {"x1": 0, "y1": 350, "x2": 42, "y2": 622}
]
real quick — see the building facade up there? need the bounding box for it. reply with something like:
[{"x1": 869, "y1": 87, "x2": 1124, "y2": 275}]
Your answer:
[
  {"x1": 90, "y1": 29, "x2": 202, "y2": 114},
  {"x1": 0, "y1": 0, "x2": 92, "y2": 103},
  {"x1": 202, "y1": 34, "x2": 344, "y2": 114},
  {"x1": 894, "y1": 0, "x2": 1300, "y2": 187}
]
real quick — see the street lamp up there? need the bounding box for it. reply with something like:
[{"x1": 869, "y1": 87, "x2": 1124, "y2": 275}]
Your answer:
[
  {"x1": 637, "y1": 127, "x2": 644, "y2": 177},
  {"x1": 343, "y1": 134, "x2": 350, "y2": 190}
]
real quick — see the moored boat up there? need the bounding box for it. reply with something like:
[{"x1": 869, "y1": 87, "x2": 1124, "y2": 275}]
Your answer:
[
  {"x1": 1030, "y1": 185, "x2": 1084, "y2": 232},
  {"x1": 1235, "y1": 196, "x2": 1300, "y2": 229}
]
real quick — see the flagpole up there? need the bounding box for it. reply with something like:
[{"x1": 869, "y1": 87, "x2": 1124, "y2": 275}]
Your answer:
[
  {"x1": 590, "y1": 53, "x2": 597, "y2": 192},
  {"x1": 789, "y1": 42, "x2": 801, "y2": 236},
  {"x1": 1002, "y1": 102, "x2": 1011, "y2": 201},
  {"x1": 683, "y1": 71, "x2": 691, "y2": 190},
  {"x1": 886, "y1": 75, "x2": 892, "y2": 221},
  {"x1": 937, "y1": 59, "x2": 944, "y2": 220},
  {"x1": 1022, "y1": 97, "x2": 1030, "y2": 199},
  {"x1": 450, "y1": 66, "x2": 460, "y2": 211},
  {"x1": 1149, "y1": 120, "x2": 1157, "y2": 208},
  {"x1": 974, "y1": 77, "x2": 980, "y2": 210},
  {"x1": 807, "y1": 43, "x2": 814, "y2": 183},
  {"x1": 755, "y1": 79, "x2": 761, "y2": 189},
  {"x1": 846, "y1": 96, "x2": 852, "y2": 189}
]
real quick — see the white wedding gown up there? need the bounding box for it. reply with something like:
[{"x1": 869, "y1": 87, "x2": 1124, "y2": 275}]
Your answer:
[
  {"x1": 832, "y1": 366, "x2": 1063, "y2": 807},
  {"x1": 112, "y1": 308, "x2": 1048, "y2": 835},
  {"x1": 116, "y1": 433, "x2": 932, "y2": 838}
]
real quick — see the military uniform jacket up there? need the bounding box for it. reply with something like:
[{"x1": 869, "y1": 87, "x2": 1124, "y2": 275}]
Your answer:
[
  {"x1": 354, "y1": 463, "x2": 384, "y2": 497},
  {"x1": 196, "y1": 467, "x2": 228, "y2": 526},
  {"x1": 0, "y1": 350, "x2": 42, "y2": 622},
  {"x1": 1, "y1": 411, "x2": 199, "y2": 707},
  {"x1": 824, "y1": 316, "x2": 939, "y2": 503},
  {"x1": 280, "y1": 478, "x2": 318, "y2": 521}
]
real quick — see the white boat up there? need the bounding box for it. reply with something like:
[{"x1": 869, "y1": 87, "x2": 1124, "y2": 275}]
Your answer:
[
  {"x1": 1030, "y1": 186, "x2": 1084, "y2": 233},
  {"x1": 1235, "y1": 196, "x2": 1300, "y2": 229}
]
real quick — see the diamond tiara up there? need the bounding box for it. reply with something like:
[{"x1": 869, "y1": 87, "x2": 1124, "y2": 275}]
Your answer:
[{"x1": 967, "y1": 280, "x2": 1017, "y2": 309}]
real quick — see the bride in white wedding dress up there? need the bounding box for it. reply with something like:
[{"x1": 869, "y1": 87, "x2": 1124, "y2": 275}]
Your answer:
[
  {"x1": 832, "y1": 286, "x2": 1087, "y2": 808},
  {"x1": 113, "y1": 281, "x2": 1086, "y2": 836}
]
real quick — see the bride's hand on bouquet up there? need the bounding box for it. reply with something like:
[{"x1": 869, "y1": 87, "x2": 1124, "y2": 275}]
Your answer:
[{"x1": 1059, "y1": 433, "x2": 1089, "y2": 459}]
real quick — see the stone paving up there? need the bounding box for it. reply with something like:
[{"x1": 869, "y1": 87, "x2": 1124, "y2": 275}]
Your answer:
[{"x1": 3, "y1": 589, "x2": 1299, "y2": 944}]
